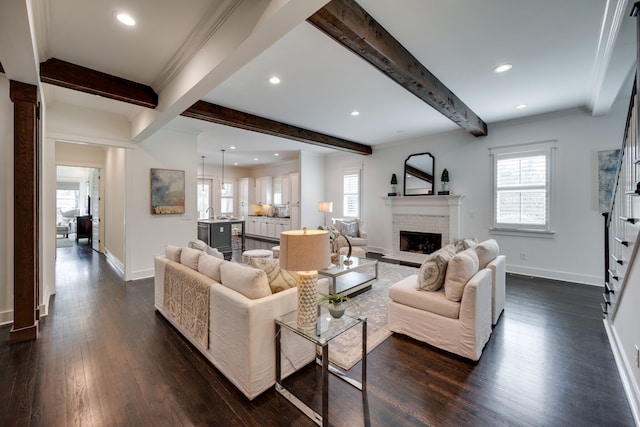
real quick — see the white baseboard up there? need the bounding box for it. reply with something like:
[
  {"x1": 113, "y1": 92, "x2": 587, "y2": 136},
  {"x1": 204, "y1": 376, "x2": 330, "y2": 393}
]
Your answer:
[
  {"x1": 129, "y1": 269, "x2": 154, "y2": 281},
  {"x1": 105, "y1": 249, "x2": 124, "y2": 275},
  {"x1": 0, "y1": 309, "x2": 13, "y2": 326},
  {"x1": 604, "y1": 320, "x2": 640, "y2": 426},
  {"x1": 505, "y1": 264, "x2": 601, "y2": 286}
]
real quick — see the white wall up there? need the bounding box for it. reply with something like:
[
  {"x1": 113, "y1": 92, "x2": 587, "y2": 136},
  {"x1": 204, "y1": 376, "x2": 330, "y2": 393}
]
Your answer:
[
  {"x1": 325, "y1": 103, "x2": 627, "y2": 285},
  {"x1": 300, "y1": 151, "x2": 325, "y2": 229},
  {"x1": 125, "y1": 128, "x2": 199, "y2": 280},
  {"x1": 0, "y1": 76, "x2": 14, "y2": 325},
  {"x1": 104, "y1": 146, "x2": 126, "y2": 271}
]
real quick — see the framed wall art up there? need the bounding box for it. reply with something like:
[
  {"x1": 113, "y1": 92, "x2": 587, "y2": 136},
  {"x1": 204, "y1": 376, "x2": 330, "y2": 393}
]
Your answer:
[{"x1": 150, "y1": 168, "x2": 185, "y2": 214}]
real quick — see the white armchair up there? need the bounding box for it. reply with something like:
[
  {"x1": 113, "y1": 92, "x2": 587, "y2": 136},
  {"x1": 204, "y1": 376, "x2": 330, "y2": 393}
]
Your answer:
[{"x1": 331, "y1": 218, "x2": 367, "y2": 247}]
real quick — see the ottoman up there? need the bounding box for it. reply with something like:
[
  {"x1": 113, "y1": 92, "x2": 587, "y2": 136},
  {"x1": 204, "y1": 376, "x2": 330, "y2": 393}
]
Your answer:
[{"x1": 242, "y1": 249, "x2": 273, "y2": 264}]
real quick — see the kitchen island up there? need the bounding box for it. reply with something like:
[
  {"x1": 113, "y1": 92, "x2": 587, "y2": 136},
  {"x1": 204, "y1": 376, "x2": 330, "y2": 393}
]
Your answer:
[{"x1": 197, "y1": 219, "x2": 245, "y2": 258}]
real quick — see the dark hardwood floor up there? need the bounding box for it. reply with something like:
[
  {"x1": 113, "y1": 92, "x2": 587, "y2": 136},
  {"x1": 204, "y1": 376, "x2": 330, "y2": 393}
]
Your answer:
[{"x1": 0, "y1": 239, "x2": 635, "y2": 426}]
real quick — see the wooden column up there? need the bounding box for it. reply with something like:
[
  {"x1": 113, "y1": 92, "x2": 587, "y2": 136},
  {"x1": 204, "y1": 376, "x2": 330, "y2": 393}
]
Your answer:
[{"x1": 10, "y1": 80, "x2": 38, "y2": 343}]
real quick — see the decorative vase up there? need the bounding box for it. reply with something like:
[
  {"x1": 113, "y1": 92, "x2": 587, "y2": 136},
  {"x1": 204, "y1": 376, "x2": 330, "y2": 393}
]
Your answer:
[{"x1": 328, "y1": 302, "x2": 345, "y2": 318}]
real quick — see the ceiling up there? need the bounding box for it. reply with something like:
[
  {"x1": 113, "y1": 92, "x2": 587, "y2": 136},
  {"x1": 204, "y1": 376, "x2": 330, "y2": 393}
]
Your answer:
[{"x1": 0, "y1": 0, "x2": 635, "y2": 167}]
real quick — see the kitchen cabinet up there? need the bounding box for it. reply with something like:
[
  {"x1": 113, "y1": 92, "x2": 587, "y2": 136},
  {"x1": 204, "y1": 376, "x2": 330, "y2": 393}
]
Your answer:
[
  {"x1": 245, "y1": 216, "x2": 291, "y2": 240},
  {"x1": 255, "y1": 176, "x2": 272, "y2": 205},
  {"x1": 197, "y1": 219, "x2": 245, "y2": 257},
  {"x1": 239, "y1": 177, "x2": 255, "y2": 219},
  {"x1": 289, "y1": 172, "x2": 300, "y2": 230}
]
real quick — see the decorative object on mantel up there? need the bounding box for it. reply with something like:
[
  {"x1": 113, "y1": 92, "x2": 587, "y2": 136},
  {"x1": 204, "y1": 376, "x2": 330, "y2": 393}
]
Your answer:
[
  {"x1": 279, "y1": 228, "x2": 330, "y2": 328},
  {"x1": 150, "y1": 168, "x2": 186, "y2": 214},
  {"x1": 438, "y1": 168, "x2": 450, "y2": 195},
  {"x1": 388, "y1": 173, "x2": 398, "y2": 196},
  {"x1": 404, "y1": 152, "x2": 435, "y2": 196}
]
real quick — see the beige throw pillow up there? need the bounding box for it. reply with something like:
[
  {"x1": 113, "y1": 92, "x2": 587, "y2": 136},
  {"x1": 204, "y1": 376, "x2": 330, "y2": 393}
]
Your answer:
[
  {"x1": 165, "y1": 244, "x2": 183, "y2": 262},
  {"x1": 453, "y1": 237, "x2": 478, "y2": 252},
  {"x1": 180, "y1": 247, "x2": 202, "y2": 270},
  {"x1": 474, "y1": 239, "x2": 499, "y2": 269},
  {"x1": 417, "y1": 249, "x2": 452, "y2": 291},
  {"x1": 187, "y1": 239, "x2": 209, "y2": 251},
  {"x1": 198, "y1": 253, "x2": 225, "y2": 282},
  {"x1": 249, "y1": 258, "x2": 298, "y2": 294},
  {"x1": 444, "y1": 248, "x2": 479, "y2": 302},
  {"x1": 219, "y1": 261, "x2": 272, "y2": 299}
]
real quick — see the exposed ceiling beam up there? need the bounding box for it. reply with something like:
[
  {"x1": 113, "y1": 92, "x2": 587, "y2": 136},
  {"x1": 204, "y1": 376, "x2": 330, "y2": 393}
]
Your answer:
[
  {"x1": 40, "y1": 58, "x2": 158, "y2": 109},
  {"x1": 307, "y1": 0, "x2": 487, "y2": 137},
  {"x1": 0, "y1": 62, "x2": 3, "y2": 73},
  {"x1": 182, "y1": 101, "x2": 373, "y2": 155},
  {"x1": 405, "y1": 164, "x2": 433, "y2": 184}
]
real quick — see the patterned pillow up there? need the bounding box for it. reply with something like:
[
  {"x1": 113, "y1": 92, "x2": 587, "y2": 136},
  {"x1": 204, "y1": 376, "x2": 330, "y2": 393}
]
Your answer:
[
  {"x1": 249, "y1": 258, "x2": 299, "y2": 294},
  {"x1": 187, "y1": 239, "x2": 209, "y2": 251},
  {"x1": 417, "y1": 248, "x2": 453, "y2": 291},
  {"x1": 339, "y1": 219, "x2": 359, "y2": 237},
  {"x1": 453, "y1": 237, "x2": 478, "y2": 252},
  {"x1": 444, "y1": 248, "x2": 479, "y2": 302}
]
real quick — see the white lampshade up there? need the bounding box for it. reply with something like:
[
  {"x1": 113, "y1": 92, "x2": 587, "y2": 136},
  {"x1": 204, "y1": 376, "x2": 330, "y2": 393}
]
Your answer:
[
  {"x1": 280, "y1": 229, "x2": 330, "y2": 272},
  {"x1": 318, "y1": 201, "x2": 333, "y2": 213}
]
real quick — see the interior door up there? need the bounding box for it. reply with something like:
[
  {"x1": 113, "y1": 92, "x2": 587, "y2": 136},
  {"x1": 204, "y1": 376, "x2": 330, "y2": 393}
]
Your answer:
[{"x1": 90, "y1": 168, "x2": 100, "y2": 252}]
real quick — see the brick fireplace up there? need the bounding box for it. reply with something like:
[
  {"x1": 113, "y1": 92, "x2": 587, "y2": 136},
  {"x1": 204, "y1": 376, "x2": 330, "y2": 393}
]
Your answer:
[{"x1": 381, "y1": 195, "x2": 463, "y2": 264}]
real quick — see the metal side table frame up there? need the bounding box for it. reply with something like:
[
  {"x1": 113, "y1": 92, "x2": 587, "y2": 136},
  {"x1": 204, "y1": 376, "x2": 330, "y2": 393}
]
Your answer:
[{"x1": 275, "y1": 307, "x2": 367, "y2": 427}]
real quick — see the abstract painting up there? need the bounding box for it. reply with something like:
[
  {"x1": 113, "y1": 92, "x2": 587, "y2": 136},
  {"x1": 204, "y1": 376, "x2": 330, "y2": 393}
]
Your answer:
[
  {"x1": 151, "y1": 169, "x2": 185, "y2": 214},
  {"x1": 598, "y1": 149, "x2": 620, "y2": 213}
]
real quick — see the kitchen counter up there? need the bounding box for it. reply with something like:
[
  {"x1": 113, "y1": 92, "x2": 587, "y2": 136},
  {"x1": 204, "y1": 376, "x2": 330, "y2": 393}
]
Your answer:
[
  {"x1": 197, "y1": 220, "x2": 245, "y2": 257},
  {"x1": 198, "y1": 218, "x2": 245, "y2": 224}
]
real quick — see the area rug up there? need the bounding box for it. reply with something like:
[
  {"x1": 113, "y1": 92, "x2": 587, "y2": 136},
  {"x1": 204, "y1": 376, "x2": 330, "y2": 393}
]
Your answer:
[{"x1": 327, "y1": 262, "x2": 418, "y2": 370}]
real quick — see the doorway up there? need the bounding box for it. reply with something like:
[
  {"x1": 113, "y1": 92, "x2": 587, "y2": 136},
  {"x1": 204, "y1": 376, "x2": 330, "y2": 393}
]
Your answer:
[{"x1": 56, "y1": 165, "x2": 101, "y2": 252}]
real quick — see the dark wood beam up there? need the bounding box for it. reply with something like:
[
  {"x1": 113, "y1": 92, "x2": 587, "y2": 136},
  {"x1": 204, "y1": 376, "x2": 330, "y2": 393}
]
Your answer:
[
  {"x1": 0, "y1": 61, "x2": 4, "y2": 73},
  {"x1": 40, "y1": 58, "x2": 158, "y2": 109},
  {"x1": 182, "y1": 101, "x2": 373, "y2": 155},
  {"x1": 307, "y1": 0, "x2": 487, "y2": 137}
]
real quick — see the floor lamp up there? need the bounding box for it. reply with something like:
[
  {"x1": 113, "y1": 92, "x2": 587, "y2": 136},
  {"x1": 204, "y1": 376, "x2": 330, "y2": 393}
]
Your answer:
[
  {"x1": 279, "y1": 228, "x2": 330, "y2": 328},
  {"x1": 318, "y1": 201, "x2": 333, "y2": 228}
]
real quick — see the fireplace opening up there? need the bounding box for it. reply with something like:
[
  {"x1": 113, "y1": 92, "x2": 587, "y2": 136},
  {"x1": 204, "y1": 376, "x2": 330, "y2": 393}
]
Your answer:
[{"x1": 400, "y1": 231, "x2": 442, "y2": 255}]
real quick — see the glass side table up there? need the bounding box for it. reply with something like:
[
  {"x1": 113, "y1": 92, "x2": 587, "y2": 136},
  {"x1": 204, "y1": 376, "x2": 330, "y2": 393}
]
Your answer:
[{"x1": 275, "y1": 305, "x2": 367, "y2": 427}]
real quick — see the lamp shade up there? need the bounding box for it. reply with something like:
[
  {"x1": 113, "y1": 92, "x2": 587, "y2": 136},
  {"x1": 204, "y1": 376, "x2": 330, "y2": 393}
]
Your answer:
[
  {"x1": 279, "y1": 229, "x2": 330, "y2": 272},
  {"x1": 318, "y1": 201, "x2": 333, "y2": 213}
]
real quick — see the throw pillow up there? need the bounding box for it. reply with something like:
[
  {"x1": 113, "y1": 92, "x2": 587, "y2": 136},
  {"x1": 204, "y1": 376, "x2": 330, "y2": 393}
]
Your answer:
[
  {"x1": 417, "y1": 249, "x2": 452, "y2": 291},
  {"x1": 444, "y1": 248, "x2": 479, "y2": 302},
  {"x1": 180, "y1": 247, "x2": 202, "y2": 270},
  {"x1": 219, "y1": 261, "x2": 272, "y2": 299},
  {"x1": 248, "y1": 258, "x2": 298, "y2": 294},
  {"x1": 454, "y1": 237, "x2": 478, "y2": 252},
  {"x1": 187, "y1": 239, "x2": 208, "y2": 251},
  {"x1": 198, "y1": 253, "x2": 225, "y2": 282},
  {"x1": 165, "y1": 244, "x2": 183, "y2": 262},
  {"x1": 340, "y1": 219, "x2": 359, "y2": 237},
  {"x1": 205, "y1": 246, "x2": 224, "y2": 259},
  {"x1": 474, "y1": 239, "x2": 499, "y2": 269}
]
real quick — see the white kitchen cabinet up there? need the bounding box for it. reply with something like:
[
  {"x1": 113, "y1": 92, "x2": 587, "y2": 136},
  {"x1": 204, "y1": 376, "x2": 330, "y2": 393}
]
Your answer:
[
  {"x1": 255, "y1": 176, "x2": 272, "y2": 205},
  {"x1": 239, "y1": 177, "x2": 255, "y2": 219}
]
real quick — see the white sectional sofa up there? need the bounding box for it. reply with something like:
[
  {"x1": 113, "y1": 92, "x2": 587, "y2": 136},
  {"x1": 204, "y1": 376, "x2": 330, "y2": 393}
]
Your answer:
[
  {"x1": 388, "y1": 239, "x2": 505, "y2": 361},
  {"x1": 154, "y1": 245, "x2": 317, "y2": 400}
]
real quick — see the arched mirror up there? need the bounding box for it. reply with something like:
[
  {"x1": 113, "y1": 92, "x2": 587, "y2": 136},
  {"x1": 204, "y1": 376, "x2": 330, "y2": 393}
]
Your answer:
[{"x1": 404, "y1": 153, "x2": 435, "y2": 196}]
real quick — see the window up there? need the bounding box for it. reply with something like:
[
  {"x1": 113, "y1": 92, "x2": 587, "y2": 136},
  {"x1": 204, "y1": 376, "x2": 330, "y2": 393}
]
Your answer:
[
  {"x1": 343, "y1": 169, "x2": 361, "y2": 218},
  {"x1": 490, "y1": 141, "x2": 555, "y2": 235},
  {"x1": 197, "y1": 179, "x2": 211, "y2": 219},
  {"x1": 220, "y1": 182, "x2": 234, "y2": 216}
]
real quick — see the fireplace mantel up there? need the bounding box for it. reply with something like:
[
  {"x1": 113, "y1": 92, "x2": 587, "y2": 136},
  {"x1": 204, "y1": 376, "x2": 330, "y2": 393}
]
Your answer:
[{"x1": 381, "y1": 195, "x2": 464, "y2": 263}]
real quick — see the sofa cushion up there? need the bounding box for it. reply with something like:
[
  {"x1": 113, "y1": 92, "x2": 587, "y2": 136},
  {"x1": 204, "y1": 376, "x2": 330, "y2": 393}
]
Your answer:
[
  {"x1": 219, "y1": 261, "x2": 272, "y2": 299},
  {"x1": 389, "y1": 275, "x2": 460, "y2": 319},
  {"x1": 444, "y1": 248, "x2": 479, "y2": 302},
  {"x1": 198, "y1": 253, "x2": 225, "y2": 282},
  {"x1": 248, "y1": 258, "x2": 298, "y2": 294},
  {"x1": 165, "y1": 244, "x2": 183, "y2": 262},
  {"x1": 180, "y1": 247, "x2": 202, "y2": 270},
  {"x1": 474, "y1": 239, "x2": 499, "y2": 269},
  {"x1": 417, "y1": 249, "x2": 452, "y2": 291}
]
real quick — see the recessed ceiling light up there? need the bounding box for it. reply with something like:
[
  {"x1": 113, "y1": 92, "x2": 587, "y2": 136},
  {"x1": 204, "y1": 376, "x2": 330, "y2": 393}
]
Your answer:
[
  {"x1": 254, "y1": 158, "x2": 259, "y2": 161},
  {"x1": 274, "y1": 153, "x2": 279, "y2": 156},
  {"x1": 493, "y1": 64, "x2": 512, "y2": 73},
  {"x1": 116, "y1": 13, "x2": 136, "y2": 26},
  {"x1": 269, "y1": 76, "x2": 281, "y2": 85},
  {"x1": 515, "y1": 104, "x2": 528, "y2": 109},
  {"x1": 234, "y1": 162, "x2": 238, "y2": 166},
  {"x1": 350, "y1": 110, "x2": 360, "y2": 116},
  {"x1": 229, "y1": 146, "x2": 236, "y2": 150}
]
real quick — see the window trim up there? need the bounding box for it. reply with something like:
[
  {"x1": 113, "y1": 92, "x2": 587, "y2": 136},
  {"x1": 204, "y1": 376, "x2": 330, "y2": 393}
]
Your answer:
[{"x1": 489, "y1": 140, "x2": 556, "y2": 237}]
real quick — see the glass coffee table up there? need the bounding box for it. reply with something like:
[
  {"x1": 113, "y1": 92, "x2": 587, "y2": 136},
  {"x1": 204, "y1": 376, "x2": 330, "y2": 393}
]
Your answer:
[
  {"x1": 275, "y1": 305, "x2": 366, "y2": 427},
  {"x1": 318, "y1": 255, "x2": 378, "y2": 296}
]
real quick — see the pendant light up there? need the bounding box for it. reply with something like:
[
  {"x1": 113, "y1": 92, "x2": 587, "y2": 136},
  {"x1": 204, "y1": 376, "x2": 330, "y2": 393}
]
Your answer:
[{"x1": 220, "y1": 149, "x2": 226, "y2": 192}]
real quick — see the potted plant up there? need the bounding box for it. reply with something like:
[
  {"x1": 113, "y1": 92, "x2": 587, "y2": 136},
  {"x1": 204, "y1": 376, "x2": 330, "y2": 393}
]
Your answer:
[
  {"x1": 389, "y1": 173, "x2": 398, "y2": 196},
  {"x1": 441, "y1": 168, "x2": 450, "y2": 193},
  {"x1": 318, "y1": 293, "x2": 357, "y2": 318}
]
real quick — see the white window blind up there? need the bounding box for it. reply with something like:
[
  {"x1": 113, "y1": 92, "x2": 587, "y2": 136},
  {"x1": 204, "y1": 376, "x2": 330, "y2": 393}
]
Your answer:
[
  {"x1": 343, "y1": 170, "x2": 360, "y2": 218},
  {"x1": 490, "y1": 141, "x2": 555, "y2": 233}
]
